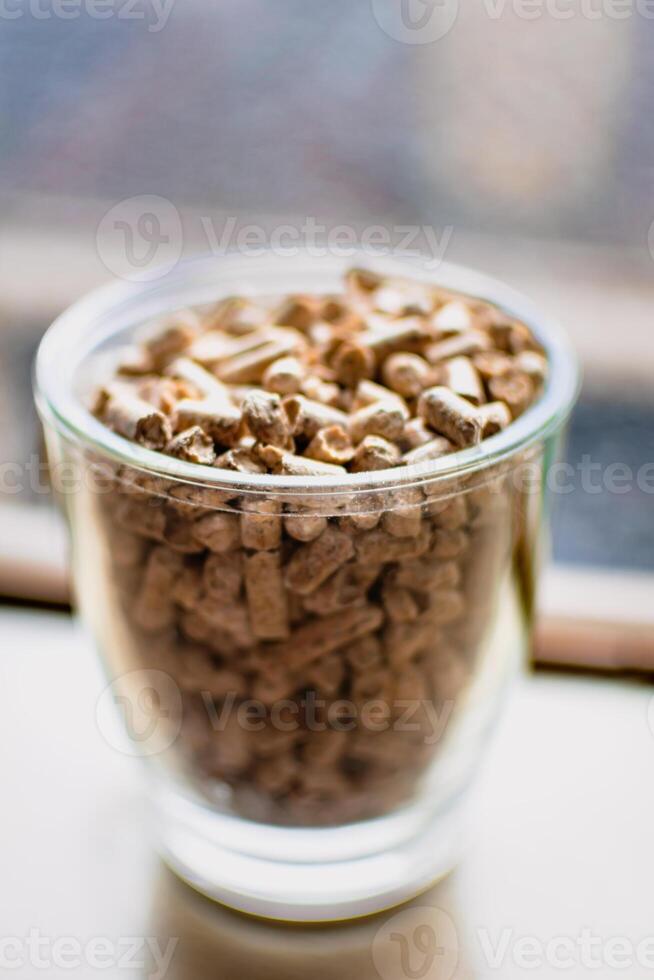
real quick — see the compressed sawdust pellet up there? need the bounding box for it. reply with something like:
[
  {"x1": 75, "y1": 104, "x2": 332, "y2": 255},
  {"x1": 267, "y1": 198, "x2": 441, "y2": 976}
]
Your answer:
[
  {"x1": 284, "y1": 526, "x2": 354, "y2": 596},
  {"x1": 305, "y1": 425, "x2": 355, "y2": 466},
  {"x1": 244, "y1": 550, "x2": 289, "y2": 640},
  {"x1": 98, "y1": 384, "x2": 172, "y2": 449},
  {"x1": 418, "y1": 386, "x2": 483, "y2": 448},
  {"x1": 351, "y1": 435, "x2": 402, "y2": 472}
]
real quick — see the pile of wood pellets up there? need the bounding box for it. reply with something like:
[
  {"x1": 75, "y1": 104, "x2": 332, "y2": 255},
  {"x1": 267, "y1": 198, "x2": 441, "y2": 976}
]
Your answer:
[{"x1": 92, "y1": 267, "x2": 547, "y2": 826}]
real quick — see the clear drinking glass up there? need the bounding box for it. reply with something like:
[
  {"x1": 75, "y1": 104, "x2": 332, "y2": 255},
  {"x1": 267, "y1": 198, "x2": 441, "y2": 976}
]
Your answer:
[{"x1": 34, "y1": 252, "x2": 579, "y2": 920}]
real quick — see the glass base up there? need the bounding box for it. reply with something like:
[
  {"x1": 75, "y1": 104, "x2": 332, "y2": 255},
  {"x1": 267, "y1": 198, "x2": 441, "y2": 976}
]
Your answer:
[{"x1": 155, "y1": 781, "x2": 470, "y2": 922}]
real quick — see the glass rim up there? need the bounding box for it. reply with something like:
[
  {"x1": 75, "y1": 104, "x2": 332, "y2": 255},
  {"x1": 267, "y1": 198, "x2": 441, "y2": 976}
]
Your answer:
[{"x1": 34, "y1": 249, "x2": 580, "y2": 497}]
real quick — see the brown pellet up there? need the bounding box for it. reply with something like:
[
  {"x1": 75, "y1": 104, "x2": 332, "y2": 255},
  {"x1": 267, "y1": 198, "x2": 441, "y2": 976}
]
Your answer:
[
  {"x1": 265, "y1": 604, "x2": 384, "y2": 669},
  {"x1": 431, "y1": 300, "x2": 473, "y2": 336},
  {"x1": 165, "y1": 356, "x2": 227, "y2": 398},
  {"x1": 132, "y1": 546, "x2": 183, "y2": 631},
  {"x1": 163, "y1": 515, "x2": 205, "y2": 554},
  {"x1": 348, "y1": 400, "x2": 408, "y2": 445},
  {"x1": 382, "y1": 352, "x2": 432, "y2": 399},
  {"x1": 117, "y1": 345, "x2": 155, "y2": 377},
  {"x1": 331, "y1": 340, "x2": 376, "y2": 387},
  {"x1": 382, "y1": 496, "x2": 423, "y2": 538},
  {"x1": 175, "y1": 399, "x2": 243, "y2": 448},
  {"x1": 283, "y1": 394, "x2": 349, "y2": 440},
  {"x1": 244, "y1": 550, "x2": 289, "y2": 640},
  {"x1": 194, "y1": 596, "x2": 255, "y2": 648},
  {"x1": 203, "y1": 550, "x2": 243, "y2": 599},
  {"x1": 340, "y1": 511, "x2": 382, "y2": 532},
  {"x1": 302, "y1": 561, "x2": 380, "y2": 615},
  {"x1": 429, "y1": 528, "x2": 469, "y2": 559},
  {"x1": 355, "y1": 525, "x2": 431, "y2": 564},
  {"x1": 442, "y1": 356, "x2": 484, "y2": 405},
  {"x1": 488, "y1": 372, "x2": 534, "y2": 418},
  {"x1": 285, "y1": 525, "x2": 354, "y2": 596},
  {"x1": 100, "y1": 384, "x2": 172, "y2": 450},
  {"x1": 262, "y1": 356, "x2": 305, "y2": 395},
  {"x1": 166, "y1": 357, "x2": 243, "y2": 445},
  {"x1": 274, "y1": 295, "x2": 322, "y2": 331},
  {"x1": 242, "y1": 389, "x2": 291, "y2": 448},
  {"x1": 351, "y1": 435, "x2": 402, "y2": 472},
  {"x1": 472, "y1": 349, "x2": 515, "y2": 380},
  {"x1": 478, "y1": 401, "x2": 512, "y2": 437},
  {"x1": 428, "y1": 495, "x2": 468, "y2": 529},
  {"x1": 145, "y1": 311, "x2": 199, "y2": 367},
  {"x1": 138, "y1": 376, "x2": 192, "y2": 415},
  {"x1": 402, "y1": 436, "x2": 454, "y2": 466},
  {"x1": 112, "y1": 496, "x2": 167, "y2": 542},
  {"x1": 240, "y1": 501, "x2": 282, "y2": 551},
  {"x1": 263, "y1": 448, "x2": 347, "y2": 477},
  {"x1": 188, "y1": 329, "x2": 259, "y2": 367},
  {"x1": 357, "y1": 316, "x2": 426, "y2": 357},
  {"x1": 352, "y1": 379, "x2": 408, "y2": 411},
  {"x1": 425, "y1": 330, "x2": 491, "y2": 364},
  {"x1": 300, "y1": 375, "x2": 341, "y2": 407},
  {"x1": 214, "y1": 446, "x2": 267, "y2": 474},
  {"x1": 514, "y1": 350, "x2": 548, "y2": 383},
  {"x1": 400, "y1": 417, "x2": 435, "y2": 451},
  {"x1": 418, "y1": 386, "x2": 483, "y2": 448},
  {"x1": 166, "y1": 426, "x2": 216, "y2": 465},
  {"x1": 284, "y1": 512, "x2": 328, "y2": 542},
  {"x1": 217, "y1": 331, "x2": 304, "y2": 384},
  {"x1": 305, "y1": 425, "x2": 355, "y2": 466}
]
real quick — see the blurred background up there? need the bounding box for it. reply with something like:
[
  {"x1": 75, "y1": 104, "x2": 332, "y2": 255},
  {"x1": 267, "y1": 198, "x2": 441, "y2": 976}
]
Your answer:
[
  {"x1": 1, "y1": 5, "x2": 654, "y2": 978},
  {"x1": 1, "y1": 0, "x2": 653, "y2": 658}
]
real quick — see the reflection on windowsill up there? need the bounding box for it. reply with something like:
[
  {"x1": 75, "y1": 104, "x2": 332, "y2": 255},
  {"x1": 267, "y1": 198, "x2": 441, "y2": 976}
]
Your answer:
[{"x1": 148, "y1": 865, "x2": 471, "y2": 980}]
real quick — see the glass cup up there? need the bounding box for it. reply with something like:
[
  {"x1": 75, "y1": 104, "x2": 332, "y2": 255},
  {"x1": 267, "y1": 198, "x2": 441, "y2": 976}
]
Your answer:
[{"x1": 34, "y1": 252, "x2": 579, "y2": 920}]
